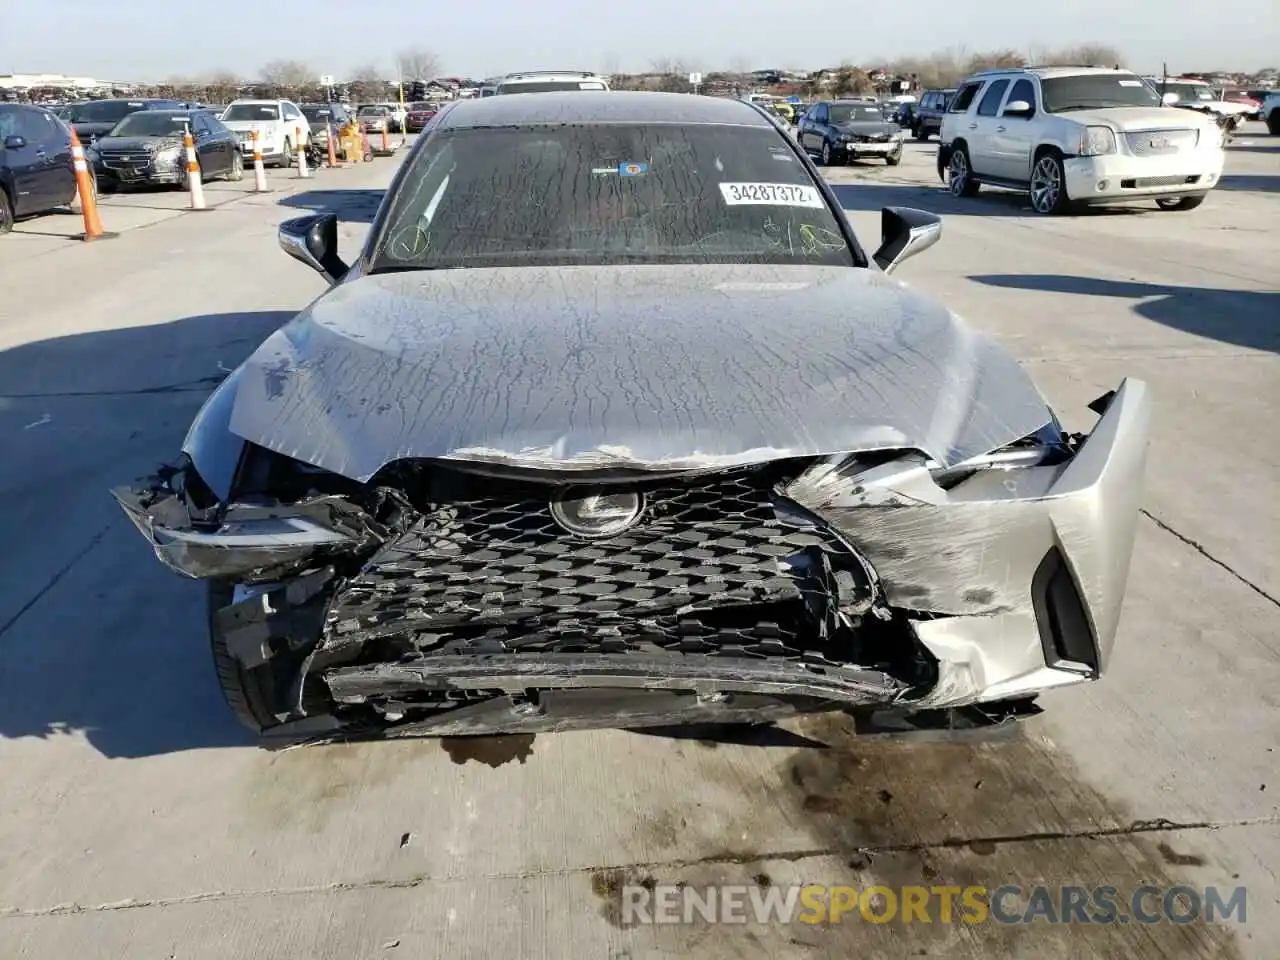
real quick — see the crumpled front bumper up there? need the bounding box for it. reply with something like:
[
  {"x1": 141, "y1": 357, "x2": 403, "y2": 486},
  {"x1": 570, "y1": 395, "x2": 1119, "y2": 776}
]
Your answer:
[
  {"x1": 111, "y1": 378, "x2": 1150, "y2": 733},
  {"x1": 786, "y1": 378, "x2": 1152, "y2": 708}
]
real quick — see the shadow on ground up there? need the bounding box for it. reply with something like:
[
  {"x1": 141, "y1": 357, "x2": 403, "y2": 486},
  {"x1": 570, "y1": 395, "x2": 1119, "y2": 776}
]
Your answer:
[
  {"x1": 279, "y1": 188, "x2": 385, "y2": 223},
  {"x1": 1215, "y1": 174, "x2": 1279, "y2": 191},
  {"x1": 970, "y1": 274, "x2": 1280, "y2": 353},
  {"x1": 829, "y1": 181, "x2": 1144, "y2": 219},
  {"x1": 0, "y1": 311, "x2": 294, "y2": 757}
]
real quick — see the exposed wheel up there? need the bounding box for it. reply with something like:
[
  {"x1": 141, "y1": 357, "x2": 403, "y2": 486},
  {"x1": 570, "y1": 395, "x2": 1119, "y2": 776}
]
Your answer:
[
  {"x1": 886, "y1": 149, "x2": 902, "y2": 166},
  {"x1": 1029, "y1": 150, "x2": 1073, "y2": 214},
  {"x1": 278, "y1": 138, "x2": 294, "y2": 168},
  {"x1": 97, "y1": 177, "x2": 118, "y2": 195},
  {"x1": 820, "y1": 140, "x2": 832, "y2": 166},
  {"x1": 0, "y1": 188, "x2": 13, "y2": 234},
  {"x1": 913, "y1": 124, "x2": 926, "y2": 141},
  {"x1": 207, "y1": 581, "x2": 280, "y2": 734},
  {"x1": 1155, "y1": 195, "x2": 1205, "y2": 211},
  {"x1": 178, "y1": 163, "x2": 192, "y2": 192},
  {"x1": 227, "y1": 151, "x2": 244, "y2": 182},
  {"x1": 1267, "y1": 113, "x2": 1280, "y2": 136},
  {"x1": 948, "y1": 145, "x2": 980, "y2": 197}
]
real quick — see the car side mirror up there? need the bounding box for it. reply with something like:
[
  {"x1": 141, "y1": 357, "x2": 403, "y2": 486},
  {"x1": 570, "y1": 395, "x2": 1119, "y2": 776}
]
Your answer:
[
  {"x1": 1003, "y1": 100, "x2": 1034, "y2": 117},
  {"x1": 278, "y1": 213, "x2": 349, "y2": 286},
  {"x1": 873, "y1": 206, "x2": 942, "y2": 274},
  {"x1": 3, "y1": 135, "x2": 26, "y2": 149}
]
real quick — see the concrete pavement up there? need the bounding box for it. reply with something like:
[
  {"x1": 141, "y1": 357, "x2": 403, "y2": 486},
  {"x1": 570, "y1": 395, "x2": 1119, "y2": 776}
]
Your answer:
[{"x1": 0, "y1": 124, "x2": 1275, "y2": 958}]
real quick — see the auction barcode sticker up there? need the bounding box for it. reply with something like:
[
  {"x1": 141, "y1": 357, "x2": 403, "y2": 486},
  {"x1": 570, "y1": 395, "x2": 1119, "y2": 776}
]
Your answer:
[{"x1": 719, "y1": 182, "x2": 825, "y2": 208}]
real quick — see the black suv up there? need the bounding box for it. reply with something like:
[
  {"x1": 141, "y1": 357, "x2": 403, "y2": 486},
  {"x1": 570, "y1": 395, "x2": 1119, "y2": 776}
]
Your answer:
[
  {"x1": 910, "y1": 88, "x2": 955, "y2": 140},
  {"x1": 66, "y1": 98, "x2": 186, "y2": 144}
]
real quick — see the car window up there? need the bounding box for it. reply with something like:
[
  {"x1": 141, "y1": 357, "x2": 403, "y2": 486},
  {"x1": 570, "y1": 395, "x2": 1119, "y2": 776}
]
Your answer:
[
  {"x1": 1041, "y1": 74, "x2": 1161, "y2": 112},
  {"x1": 110, "y1": 112, "x2": 192, "y2": 137},
  {"x1": 71, "y1": 100, "x2": 141, "y2": 123},
  {"x1": 29, "y1": 111, "x2": 64, "y2": 143},
  {"x1": 372, "y1": 122, "x2": 858, "y2": 272},
  {"x1": 1005, "y1": 79, "x2": 1036, "y2": 111},
  {"x1": 976, "y1": 80, "x2": 1010, "y2": 117},
  {"x1": 497, "y1": 80, "x2": 607, "y2": 93},
  {"x1": 0, "y1": 108, "x2": 35, "y2": 141},
  {"x1": 223, "y1": 103, "x2": 280, "y2": 121},
  {"x1": 814, "y1": 104, "x2": 828, "y2": 123},
  {"x1": 283, "y1": 103, "x2": 302, "y2": 120},
  {"x1": 949, "y1": 83, "x2": 981, "y2": 113}
]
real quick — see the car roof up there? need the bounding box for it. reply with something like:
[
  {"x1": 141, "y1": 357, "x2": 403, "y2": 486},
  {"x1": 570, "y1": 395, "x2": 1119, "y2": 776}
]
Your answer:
[
  {"x1": 967, "y1": 66, "x2": 1138, "y2": 81},
  {"x1": 436, "y1": 90, "x2": 773, "y2": 130},
  {"x1": 227, "y1": 98, "x2": 283, "y2": 105}
]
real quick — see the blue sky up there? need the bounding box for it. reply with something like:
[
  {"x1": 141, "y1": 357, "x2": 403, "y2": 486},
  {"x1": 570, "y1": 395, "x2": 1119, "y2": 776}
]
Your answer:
[{"x1": 2, "y1": 0, "x2": 1275, "y2": 81}]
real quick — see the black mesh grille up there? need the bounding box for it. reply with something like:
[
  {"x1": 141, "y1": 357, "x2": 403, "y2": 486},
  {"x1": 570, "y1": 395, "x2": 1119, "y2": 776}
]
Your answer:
[{"x1": 324, "y1": 469, "x2": 872, "y2": 660}]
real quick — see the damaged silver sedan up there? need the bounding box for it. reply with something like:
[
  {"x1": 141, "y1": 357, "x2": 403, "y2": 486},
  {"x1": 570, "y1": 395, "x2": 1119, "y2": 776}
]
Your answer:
[{"x1": 113, "y1": 92, "x2": 1151, "y2": 744}]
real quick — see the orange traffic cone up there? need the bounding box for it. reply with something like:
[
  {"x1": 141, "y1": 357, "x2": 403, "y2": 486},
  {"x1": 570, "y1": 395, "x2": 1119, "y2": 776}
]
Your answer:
[
  {"x1": 68, "y1": 129, "x2": 115, "y2": 241},
  {"x1": 325, "y1": 122, "x2": 342, "y2": 168},
  {"x1": 182, "y1": 129, "x2": 210, "y2": 211},
  {"x1": 295, "y1": 124, "x2": 311, "y2": 179},
  {"x1": 251, "y1": 130, "x2": 270, "y2": 192}
]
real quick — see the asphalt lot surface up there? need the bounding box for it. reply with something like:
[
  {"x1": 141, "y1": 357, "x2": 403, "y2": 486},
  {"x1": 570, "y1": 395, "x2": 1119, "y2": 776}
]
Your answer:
[{"x1": 0, "y1": 124, "x2": 1276, "y2": 958}]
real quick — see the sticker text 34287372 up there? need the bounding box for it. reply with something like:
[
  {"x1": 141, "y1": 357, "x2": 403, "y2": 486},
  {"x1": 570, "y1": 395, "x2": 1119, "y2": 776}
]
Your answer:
[{"x1": 718, "y1": 182, "x2": 825, "y2": 208}]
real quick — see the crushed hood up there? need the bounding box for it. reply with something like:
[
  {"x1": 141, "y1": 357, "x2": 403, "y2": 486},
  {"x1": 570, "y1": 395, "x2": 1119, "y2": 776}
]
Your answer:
[{"x1": 228, "y1": 264, "x2": 1053, "y2": 482}]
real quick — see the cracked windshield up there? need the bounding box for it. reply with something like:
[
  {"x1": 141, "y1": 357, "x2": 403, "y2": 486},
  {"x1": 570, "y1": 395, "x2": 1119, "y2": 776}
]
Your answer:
[{"x1": 373, "y1": 124, "x2": 854, "y2": 269}]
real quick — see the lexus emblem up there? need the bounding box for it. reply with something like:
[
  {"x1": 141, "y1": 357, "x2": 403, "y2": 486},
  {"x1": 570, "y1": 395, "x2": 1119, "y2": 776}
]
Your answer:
[{"x1": 550, "y1": 489, "x2": 645, "y2": 539}]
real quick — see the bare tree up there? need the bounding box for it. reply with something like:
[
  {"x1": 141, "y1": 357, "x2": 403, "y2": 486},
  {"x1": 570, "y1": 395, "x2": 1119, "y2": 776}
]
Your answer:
[
  {"x1": 650, "y1": 58, "x2": 691, "y2": 93},
  {"x1": 964, "y1": 49, "x2": 1027, "y2": 75},
  {"x1": 204, "y1": 70, "x2": 242, "y2": 102},
  {"x1": 830, "y1": 63, "x2": 873, "y2": 97},
  {"x1": 348, "y1": 64, "x2": 387, "y2": 103},
  {"x1": 259, "y1": 59, "x2": 314, "y2": 98},
  {"x1": 396, "y1": 47, "x2": 440, "y2": 82}
]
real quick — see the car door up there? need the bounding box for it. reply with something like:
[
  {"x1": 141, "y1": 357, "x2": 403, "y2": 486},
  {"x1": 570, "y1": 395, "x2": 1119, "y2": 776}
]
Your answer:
[
  {"x1": 989, "y1": 77, "x2": 1038, "y2": 181},
  {"x1": 204, "y1": 114, "x2": 236, "y2": 174},
  {"x1": 2, "y1": 108, "x2": 52, "y2": 214},
  {"x1": 968, "y1": 78, "x2": 1010, "y2": 177},
  {"x1": 191, "y1": 114, "x2": 222, "y2": 176},
  {"x1": 32, "y1": 109, "x2": 77, "y2": 206},
  {"x1": 805, "y1": 103, "x2": 829, "y2": 151},
  {"x1": 282, "y1": 102, "x2": 307, "y2": 145}
]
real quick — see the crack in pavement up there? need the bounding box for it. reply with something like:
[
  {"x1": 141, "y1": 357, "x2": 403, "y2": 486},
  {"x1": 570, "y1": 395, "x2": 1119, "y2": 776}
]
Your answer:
[
  {"x1": 0, "y1": 520, "x2": 117, "y2": 642},
  {"x1": 1141, "y1": 508, "x2": 1279, "y2": 608},
  {"x1": 3, "y1": 815, "x2": 1276, "y2": 919}
]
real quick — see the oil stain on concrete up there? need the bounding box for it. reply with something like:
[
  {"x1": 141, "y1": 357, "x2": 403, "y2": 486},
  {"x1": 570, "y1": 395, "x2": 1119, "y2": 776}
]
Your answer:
[{"x1": 603, "y1": 713, "x2": 1246, "y2": 959}]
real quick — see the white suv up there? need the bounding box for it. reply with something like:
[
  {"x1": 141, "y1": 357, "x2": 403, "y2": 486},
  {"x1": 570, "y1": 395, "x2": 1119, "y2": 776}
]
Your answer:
[
  {"x1": 939, "y1": 66, "x2": 1225, "y2": 214},
  {"x1": 219, "y1": 99, "x2": 311, "y2": 167},
  {"x1": 495, "y1": 71, "x2": 611, "y2": 94}
]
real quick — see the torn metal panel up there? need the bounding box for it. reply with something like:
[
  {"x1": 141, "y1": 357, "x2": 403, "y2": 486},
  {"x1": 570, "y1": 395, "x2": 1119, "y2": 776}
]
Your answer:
[
  {"x1": 787, "y1": 379, "x2": 1152, "y2": 674},
  {"x1": 226, "y1": 264, "x2": 1054, "y2": 482},
  {"x1": 110, "y1": 473, "x2": 389, "y2": 581}
]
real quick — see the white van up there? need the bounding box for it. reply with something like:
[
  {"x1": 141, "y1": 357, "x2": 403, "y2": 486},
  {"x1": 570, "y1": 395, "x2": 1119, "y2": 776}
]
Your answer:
[{"x1": 495, "y1": 71, "x2": 611, "y2": 94}]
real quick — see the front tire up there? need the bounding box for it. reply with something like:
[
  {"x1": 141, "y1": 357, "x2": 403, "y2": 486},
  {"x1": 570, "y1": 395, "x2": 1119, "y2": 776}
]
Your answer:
[
  {"x1": 227, "y1": 151, "x2": 244, "y2": 182},
  {"x1": 0, "y1": 188, "x2": 13, "y2": 234},
  {"x1": 820, "y1": 140, "x2": 832, "y2": 166},
  {"x1": 1267, "y1": 112, "x2": 1280, "y2": 136},
  {"x1": 1029, "y1": 149, "x2": 1073, "y2": 215},
  {"x1": 208, "y1": 582, "x2": 280, "y2": 734},
  {"x1": 885, "y1": 148, "x2": 902, "y2": 166},
  {"x1": 278, "y1": 138, "x2": 294, "y2": 168},
  {"x1": 1155, "y1": 195, "x2": 1205, "y2": 211},
  {"x1": 948, "y1": 145, "x2": 980, "y2": 197}
]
